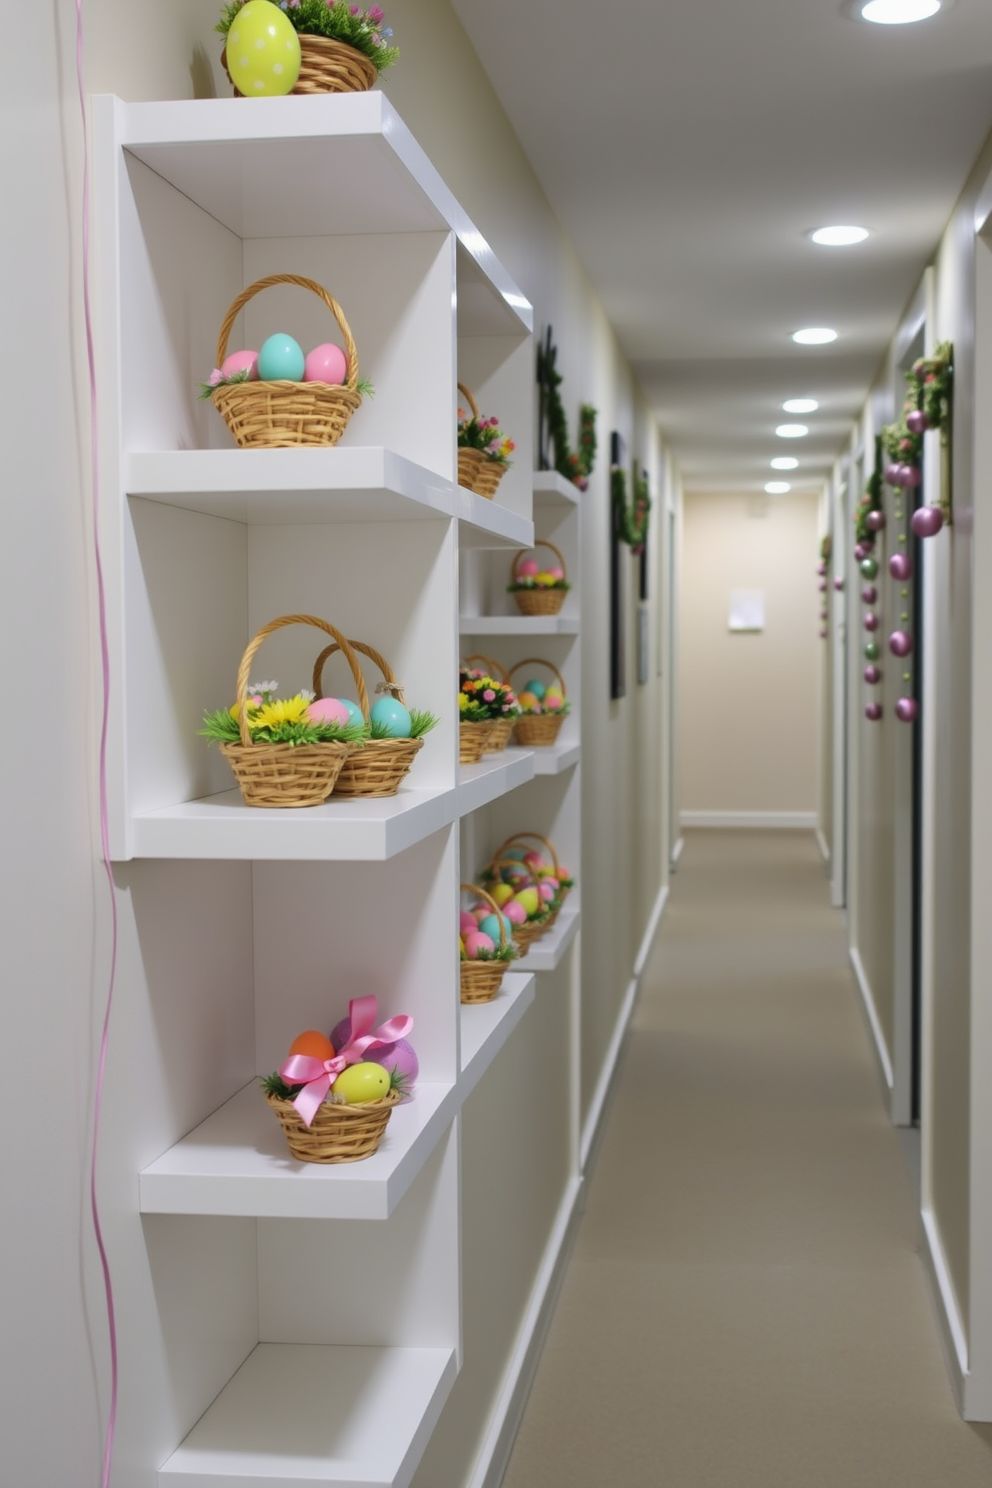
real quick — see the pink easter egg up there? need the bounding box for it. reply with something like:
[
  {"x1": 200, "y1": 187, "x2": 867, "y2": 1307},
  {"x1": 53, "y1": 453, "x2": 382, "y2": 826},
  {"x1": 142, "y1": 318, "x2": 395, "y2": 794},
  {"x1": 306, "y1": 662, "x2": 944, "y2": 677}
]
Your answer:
[
  {"x1": 306, "y1": 697, "x2": 351, "y2": 727},
  {"x1": 460, "y1": 910, "x2": 478, "y2": 934},
  {"x1": 547, "y1": 566, "x2": 565, "y2": 581},
  {"x1": 303, "y1": 342, "x2": 348, "y2": 385},
  {"x1": 472, "y1": 905, "x2": 489, "y2": 922},
  {"x1": 464, "y1": 930, "x2": 496, "y2": 959},
  {"x1": 504, "y1": 900, "x2": 528, "y2": 926},
  {"x1": 543, "y1": 876, "x2": 560, "y2": 892},
  {"x1": 523, "y1": 851, "x2": 545, "y2": 870},
  {"x1": 543, "y1": 692, "x2": 564, "y2": 712},
  {"x1": 518, "y1": 558, "x2": 540, "y2": 578},
  {"x1": 221, "y1": 349, "x2": 259, "y2": 380},
  {"x1": 538, "y1": 881, "x2": 556, "y2": 903}
]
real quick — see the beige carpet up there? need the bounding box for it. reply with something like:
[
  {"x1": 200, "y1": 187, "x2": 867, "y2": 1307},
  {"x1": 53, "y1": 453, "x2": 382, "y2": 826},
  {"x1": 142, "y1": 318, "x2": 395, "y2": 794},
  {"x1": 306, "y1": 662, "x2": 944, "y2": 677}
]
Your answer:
[{"x1": 502, "y1": 830, "x2": 992, "y2": 1488}]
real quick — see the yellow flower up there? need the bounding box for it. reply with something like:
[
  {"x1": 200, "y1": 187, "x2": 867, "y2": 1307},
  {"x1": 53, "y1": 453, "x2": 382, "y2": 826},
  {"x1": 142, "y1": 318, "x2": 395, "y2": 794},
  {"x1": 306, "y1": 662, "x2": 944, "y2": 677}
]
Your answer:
[{"x1": 252, "y1": 695, "x2": 309, "y2": 730}]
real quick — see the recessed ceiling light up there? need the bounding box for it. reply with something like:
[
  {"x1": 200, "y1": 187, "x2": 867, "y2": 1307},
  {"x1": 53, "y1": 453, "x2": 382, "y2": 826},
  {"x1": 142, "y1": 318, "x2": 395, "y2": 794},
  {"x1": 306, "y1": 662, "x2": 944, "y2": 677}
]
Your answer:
[
  {"x1": 810, "y1": 225, "x2": 870, "y2": 246},
  {"x1": 771, "y1": 456, "x2": 799, "y2": 470},
  {"x1": 765, "y1": 482, "x2": 792, "y2": 494},
  {"x1": 776, "y1": 424, "x2": 809, "y2": 439},
  {"x1": 792, "y1": 327, "x2": 838, "y2": 345},
  {"x1": 783, "y1": 398, "x2": 819, "y2": 414},
  {"x1": 859, "y1": 0, "x2": 941, "y2": 23}
]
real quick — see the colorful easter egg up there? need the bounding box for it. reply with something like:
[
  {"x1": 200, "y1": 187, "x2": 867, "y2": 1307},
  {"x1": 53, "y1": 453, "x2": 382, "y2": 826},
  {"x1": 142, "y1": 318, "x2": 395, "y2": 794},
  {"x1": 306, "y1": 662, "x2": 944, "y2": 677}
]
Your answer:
[
  {"x1": 514, "y1": 886, "x2": 541, "y2": 917},
  {"x1": 257, "y1": 332, "x2": 305, "y2": 381},
  {"x1": 336, "y1": 698, "x2": 366, "y2": 728},
  {"x1": 333, "y1": 1062, "x2": 391, "y2": 1104},
  {"x1": 524, "y1": 679, "x2": 546, "y2": 699},
  {"x1": 306, "y1": 697, "x2": 350, "y2": 728},
  {"x1": 518, "y1": 558, "x2": 539, "y2": 578},
  {"x1": 226, "y1": 0, "x2": 301, "y2": 96},
  {"x1": 517, "y1": 690, "x2": 540, "y2": 711},
  {"x1": 370, "y1": 697, "x2": 412, "y2": 737},
  {"x1": 367, "y1": 1037, "x2": 418, "y2": 1088},
  {"x1": 543, "y1": 689, "x2": 564, "y2": 711},
  {"x1": 504, "y1": 899, "x2": 528, "y2": 926},
  {"x1": 460, "y1": 910, "x2": 478, "y2": 934},
  {"x1": 463, "y1": 930, "x2": 496, "y2": 959},
  {"x1": 304, "y1": 342, "x2": 348, "y2": 385},
  {"x1": 538, "y1": 881, "x2": 556, "y2": 903},
  {"x1": 491, "y1": 882, "x2": 515, "y2": 907},
  {"x1": 221, "y1": 349, "x2": 259, "y2": 380},
  {"x1": 288, "y1": 1029, "x2": 335, "y2": 1061},
  {"x1": 478, "y1": 912, "x2": 511, "y2": 945}
]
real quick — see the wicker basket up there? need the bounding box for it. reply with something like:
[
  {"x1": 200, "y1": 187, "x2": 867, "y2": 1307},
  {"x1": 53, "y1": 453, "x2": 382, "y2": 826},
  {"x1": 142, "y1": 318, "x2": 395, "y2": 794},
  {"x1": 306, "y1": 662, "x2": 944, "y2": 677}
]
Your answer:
[
  {"x1": 510, "y1": 659, "x2": 568, "y2": 747},
  {"x1": 265, "y1": 1088, "x2": 400, "y2": 1164},
  {"x1": 463, "y1": 654, "x2": 514, "y2": 752},
  {"x1": 457, "y1": 383, "x2": 508, "y2": 500},
  {"x1": 486, "y1": 857, "x2": 552, "y2": 950},
  {"x1": 460, "y1": 884, "x2": 515, "y2": 1004},
  {"x1": 509, "y1": 540, "x2": 569, "y2": 616},
  {"x1": 222, "y1": 34, "x2": 377, "y2": 95},
  {"x1": 492, "y1": 831, "x2": 570, "y2": 927},
  {"x1": 220, "y1": 614, "x2": 367, "y2": 807},
  {"x1": 460, "y1": 720, "x2": 496, "y2": 763},
  {"x1": 210, "y1": 274, "x2": 362, "y2": 449},
  {"x1": 312, "y1": 639, "x2": 424, "y2": 797}
]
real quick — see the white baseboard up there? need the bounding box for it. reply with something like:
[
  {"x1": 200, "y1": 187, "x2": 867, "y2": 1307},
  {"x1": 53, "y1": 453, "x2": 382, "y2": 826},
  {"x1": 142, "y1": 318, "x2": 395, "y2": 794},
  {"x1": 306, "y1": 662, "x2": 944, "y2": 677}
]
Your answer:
[
  {"x1": 920, "y1": 1206, "x2": 969, "y2": 1411},
  {"x1": 849, "y1": 944, "x2": 894, "y2": 1090},
  {"x1": 815, "y1": 827, "x2": 830, "y2": 864},
  {"x1": 469, "y1": 1175, "x2": 584, "y2": 1488},
  {"x1": 634, "y1": 884, "x2": 669, "y2": 977},
  {"x1": 671, "y1": 836, "x2": 685, "y2": 867},
  {"x1": 680, "y1": 810, "x2": 818, "y2": 829}
]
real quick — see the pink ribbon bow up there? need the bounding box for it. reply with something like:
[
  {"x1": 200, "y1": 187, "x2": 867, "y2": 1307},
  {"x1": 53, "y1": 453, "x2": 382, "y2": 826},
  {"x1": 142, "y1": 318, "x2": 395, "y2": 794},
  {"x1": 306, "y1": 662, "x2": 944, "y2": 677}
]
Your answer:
[{"x1": 278, "y1": 995, "x2": 413, "y2": 1127}]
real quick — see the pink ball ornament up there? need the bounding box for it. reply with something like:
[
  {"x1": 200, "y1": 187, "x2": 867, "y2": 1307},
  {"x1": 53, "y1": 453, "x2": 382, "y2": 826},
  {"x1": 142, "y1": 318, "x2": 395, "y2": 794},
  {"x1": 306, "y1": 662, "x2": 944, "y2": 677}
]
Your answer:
[
  {"x1": 912, "y1": 505, "x2": 944, "y2": 539},
  {"x1": 517, "y1": 558, "x2": 540, "y2": 578},
  {"x1": 865, "y1": 702, "x2": 883, "y2": 721},
  {"x1": 895, "y1": 697, "x2": 919, "y2": 723},
  {"x1": 905, "y1": 409, "x2": 929, "y2": 435},
  {"x1": 899, "y1": 463, "x2": 922, "y2": 489},
  {"x1": 303, "y1": 342, "x2": 348, "y2": 385},
  {"x1": 863, "y1": 611, "x2": 879, "y2": 632},
  {"x1": 306, "y1": 696, "x2": 351, "y2": 727},
  {"x1": 861, "y1": 585, "x2": 877, "y2": 605},
  {"x1": 889, "y1": 551, "x2": 913, "y2": 581},
  {"x1": 818, "y1": 578, "x2": 827, "y2": 592},
  {"x1": 864, "y1": 665, "x2": 881, "y2": 685},
  {"x1": 817, "y1": 561, "x2": 827, "y2": 576},
  {"x1": 866, "y1": 509, "x2": 886, "y2": 532},
  {"x1": 834, "y1": 577, "x2": 844, "y2": 591},
  {"x1": 889, "y1": 630, "x2": 914, "y2": 658},
  {"x1": 220, "y1": 349, "x2": 259, "y2": 380},
  {"x1": 885, "y1": 463, "x2": 903, "y2": 487}
]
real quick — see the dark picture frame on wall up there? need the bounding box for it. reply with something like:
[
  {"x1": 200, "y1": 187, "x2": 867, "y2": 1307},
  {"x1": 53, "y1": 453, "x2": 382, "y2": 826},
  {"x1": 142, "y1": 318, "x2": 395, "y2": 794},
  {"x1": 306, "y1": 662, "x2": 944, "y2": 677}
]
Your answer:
[{"x1": 610, "y1": 429, "x2": 626, "y2": 700}]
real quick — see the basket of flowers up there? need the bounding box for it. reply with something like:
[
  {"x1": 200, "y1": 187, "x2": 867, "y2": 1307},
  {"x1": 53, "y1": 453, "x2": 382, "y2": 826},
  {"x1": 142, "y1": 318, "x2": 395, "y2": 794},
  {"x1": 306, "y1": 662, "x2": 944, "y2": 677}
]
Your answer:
[
  {"x1": 461, "y1": 656, "x2": 518, "y2": 751},
  {"x1": 262, "y1": 996, "x2": 416, "y2": 1163},
  {"x1": 489, "y1": 833, "x2": 573, "y2": 929},
  {"x1": 508, "y1": 541, "x2": 570, "y2": 616},
  {"x1": 460, "y1": 884, "x2": 518, "y2": 1004},
  {"x1": 457, "y1": 383, "x2": 515, "y2": 500},
  {"x1": 201, "y1": 613, "x2": 367, "y2": 807},
  {"x1": 458, "y1": 667, "x2": 519, "y2": 761},
  {"x1": 509, "y1": 660, "x2": 570, "y2": 747},
  {"x1": 202, "y1": 274, "x2": 371, "y2": 449},
  {"x1": 217, "y1": 0, "x2": 397, "y2": 97},
  {"x1": 311, "y1": 638, "x2": 438, "y2": 796}
]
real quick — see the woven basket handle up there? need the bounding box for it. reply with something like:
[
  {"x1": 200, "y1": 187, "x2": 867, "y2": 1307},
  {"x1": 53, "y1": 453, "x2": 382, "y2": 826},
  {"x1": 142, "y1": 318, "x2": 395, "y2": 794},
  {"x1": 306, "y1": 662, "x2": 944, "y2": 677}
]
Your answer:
[
  {"x1": 457, "y1": 382, "x2": 480, "y2": 422},
  {"x1": 461, "y1": 882, "x2": 509, "y2": 952},
  {"x1": 216, "y1": 274, "x2": 359, "y2": 392},
  {"x1": 508, "y1": 657, "x2": 568, "y2": 700},
  {"x1": 493, "y1": 832, "x2": 561, "y2": 877},
  {"x1": 234, "y1": 614, "x2": 369, "y2": 746},
  {"x1": 463, "y1": 654, "x2": 510, "y2": 684},
  {"x1": 511, "y1": 539, "x2": 568, "y2": 586},
  {"x1": 312, "y1": 639, "x2": 404, "y2": 720}
]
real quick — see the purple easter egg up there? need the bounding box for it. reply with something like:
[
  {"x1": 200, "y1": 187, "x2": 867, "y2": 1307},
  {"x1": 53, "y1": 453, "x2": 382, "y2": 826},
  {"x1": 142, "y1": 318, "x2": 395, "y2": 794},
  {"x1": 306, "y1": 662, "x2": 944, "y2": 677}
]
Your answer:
[
  {"x1": 818, "y1": 578, "x2": 827, "y2": 592},
  {"x1": 861, "y1": 585, "x2": 877, "y2": 604},
  {"x1": 889, "y1": 630, "x2": 914, "y2": 658},
  {"x1": 368, "y1": 1036, "x2": 419, "y2": 1086},
  {"x1": 865, "y1": 702, "x2": 883, "y2": 722},
  {"x1": 834, "y1": 577, "x2": 844, "y2": 591},
  {"x1": 912, "y1": 505, "x2": 944, "y2": 539},
  {"x1": 864, "y1": 665, "x2": 881, "y2": 685},
  {"x1": 863, "y1": 612, "x2": 879, "y2": 632},
  {"x1": 895, "y1": 697, "x2": 919, "y2": 723},
  {"x1": 889, "y1": 551, "x2": 913, "y2": 581},
  {"x1": 899, "y1": 463, "x2": 922, "y2": 488},
  {"x1": 905, "y1": 409, "x2": 929, "y2": 435},
  {"x1": 866, "y1": 509, "x2": 886, "y2": 532}
]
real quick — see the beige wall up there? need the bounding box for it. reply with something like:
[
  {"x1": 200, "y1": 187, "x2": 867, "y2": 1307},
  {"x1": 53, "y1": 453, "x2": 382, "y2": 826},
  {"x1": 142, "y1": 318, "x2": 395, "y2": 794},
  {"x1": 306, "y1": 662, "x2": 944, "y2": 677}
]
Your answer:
[{"x1": 678, "y1": 491, "x2": 821, "y2": 815}]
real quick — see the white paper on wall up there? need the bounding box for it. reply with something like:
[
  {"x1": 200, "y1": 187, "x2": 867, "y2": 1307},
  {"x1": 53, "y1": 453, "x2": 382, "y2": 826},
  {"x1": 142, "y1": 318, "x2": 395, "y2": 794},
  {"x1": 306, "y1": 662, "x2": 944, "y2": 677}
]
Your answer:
[{"x1": 728, "y1": 589, "x2": 765, "y2": 632}]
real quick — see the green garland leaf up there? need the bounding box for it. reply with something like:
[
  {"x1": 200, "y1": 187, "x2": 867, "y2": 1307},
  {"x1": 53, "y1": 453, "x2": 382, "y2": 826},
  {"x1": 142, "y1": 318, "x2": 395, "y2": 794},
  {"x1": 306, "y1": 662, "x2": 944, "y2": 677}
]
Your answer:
[{"x1": 612, "y1": 464, "x2": 650, "y2": 551}]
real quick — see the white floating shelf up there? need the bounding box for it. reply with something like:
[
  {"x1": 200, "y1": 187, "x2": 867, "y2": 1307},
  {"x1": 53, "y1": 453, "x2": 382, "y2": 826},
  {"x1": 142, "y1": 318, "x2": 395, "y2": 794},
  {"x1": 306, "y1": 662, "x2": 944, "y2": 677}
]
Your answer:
[
  {"x1": 459, "y1": 614, "x2": 579, "y2": 636},
  {"x1": 531, "y1": 741, "x2": 581, "y2": 775},
  {"x1": 516, "y1": 903, "x2": 580, "y2": 973},
  {"x1": 158, "y1": 1342, "x2": 457, "y2": 1488},
  {"x1": 532, "y1": 471, "x2": 582, "y2": 507},
  {"x1": 459, "y1": 972, "x2": 535, "y2": 1091},
  {"x1": 457, "y1": 749, "x2": 533, "y2": 814},
  {"x1": 107, "y1": 92, "x2": 531, "y2": 335},
  {"x1": 127, "y1": 785, "x2": 456, "y2": 862},
  {"x1": 140, "y1": 1081, "x2": 456, "y2": 1222}
]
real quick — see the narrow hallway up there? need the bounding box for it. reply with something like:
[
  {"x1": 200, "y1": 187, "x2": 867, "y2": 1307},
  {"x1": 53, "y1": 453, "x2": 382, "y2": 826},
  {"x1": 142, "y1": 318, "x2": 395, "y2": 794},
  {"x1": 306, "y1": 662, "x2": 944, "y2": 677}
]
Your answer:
[{"x1": 502, "y1": 830, "x2": 992, "y2": 1488}]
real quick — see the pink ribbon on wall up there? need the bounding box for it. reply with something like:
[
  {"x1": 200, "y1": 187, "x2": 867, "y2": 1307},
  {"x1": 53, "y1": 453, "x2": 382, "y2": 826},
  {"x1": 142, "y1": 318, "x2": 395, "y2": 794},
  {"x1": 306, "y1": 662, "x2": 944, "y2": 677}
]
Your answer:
[{"x1": 279, "y1": 995, "x2": 413, "y2": 1126}]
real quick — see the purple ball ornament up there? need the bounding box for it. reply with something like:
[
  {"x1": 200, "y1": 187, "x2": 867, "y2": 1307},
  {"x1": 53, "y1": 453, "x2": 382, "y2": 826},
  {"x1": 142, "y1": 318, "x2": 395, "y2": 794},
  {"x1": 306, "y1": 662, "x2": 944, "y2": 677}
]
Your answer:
[
  {"x1": 889, "y1": 551, "x2": 913, "y2": 581},
  {"x1": 896, "y1": 697, "x2": 919, "y2": 723},
  {"x1": 864, "y1": 665, "x2": 882, "y2": 685},
  {"x1": 899, "y1": 463, "x2": 922, "y2": 489},
  {"x1": 885, "y1": 463, "x2": 903, "y2": 487},
  {"x1": 860, "y1": 556, "x2": 879, "y2": 581},
  {"x1": 819, "y1": 627, "x2": 828, "y2": 639},
  {"x1": 834, "y1": 577, "x2": 844, "y2": 591},
  {"x1": 866, "y1": 509, "x2": 886, "y2": 532},
  {"x1": 912, "y1": 505, "x2": 944, "y2": 539},
  {"x1": 865, "y1": 702, "x2": 883, "y2": 722},
  {"x1": 906, "y1": 409, "x2": 929, "y2": 435},
  {"x1": 863, "y1": 611, "x2": 879, "y2": 632},
  {"x1": 861, "y1": 585, "x2": 877, "y2": 604},
  {"x1": 818, "y1": 578, "x2": 827, "y2": 592},
  {"x1": 889, "y1": 629, "x2": 914, "y2": 658},
  {"x1": 817, "y1": 561, "x2": 827, "y2": 576}
]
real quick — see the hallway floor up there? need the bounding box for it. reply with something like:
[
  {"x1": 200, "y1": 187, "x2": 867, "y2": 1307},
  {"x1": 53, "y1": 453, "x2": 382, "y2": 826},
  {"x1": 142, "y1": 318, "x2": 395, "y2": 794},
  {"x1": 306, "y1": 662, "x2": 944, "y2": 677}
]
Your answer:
[{"x1": 502, "y1": 830, "x2": 992, "y2": 1488}]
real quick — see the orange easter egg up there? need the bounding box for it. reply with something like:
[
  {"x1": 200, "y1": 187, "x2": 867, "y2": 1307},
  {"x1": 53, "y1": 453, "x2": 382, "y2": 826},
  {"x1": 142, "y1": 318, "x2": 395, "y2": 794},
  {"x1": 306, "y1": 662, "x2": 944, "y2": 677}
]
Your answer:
[{"x1": 288, "y1": 1029, "x2": 336, "y2": 1061}]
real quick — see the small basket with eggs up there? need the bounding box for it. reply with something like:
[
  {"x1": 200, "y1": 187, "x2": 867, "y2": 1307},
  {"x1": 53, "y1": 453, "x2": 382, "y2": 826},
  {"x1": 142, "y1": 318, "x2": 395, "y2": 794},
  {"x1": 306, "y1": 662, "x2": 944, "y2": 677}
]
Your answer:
[
  {"x1": 262, "y1": 996, "x2": 416, "y2": 1163},
  {"x1": 460, "y1": 884, "x2": 519, "y2": 1004},
  {"x1": 489, "y1": 832, "x2": 573, "y2": 930},
  {"x1": 457, "y1": 383, "x2": 515, "y2": 500},
  {"x1": 201, "y1": 274, "x2": 372, "y2": 449},
  {"x1": 458, "y1": 667, "x2": 519, "y2": 762},
  {"x1": 509, "y1": 660, "x2": 570, "y2": 747},
  {"x1": 481, "y1": 858, "x2": 553, "y2": 953},
  {"x1": 311, "y1": 638, "x2": 438, "y2": 797},
  {"x1": 217, "y1": 0, "x2": 398, "y2": 99},
  {"x1": 507, "y1": 541, "x2": 570, "y2": 617}
]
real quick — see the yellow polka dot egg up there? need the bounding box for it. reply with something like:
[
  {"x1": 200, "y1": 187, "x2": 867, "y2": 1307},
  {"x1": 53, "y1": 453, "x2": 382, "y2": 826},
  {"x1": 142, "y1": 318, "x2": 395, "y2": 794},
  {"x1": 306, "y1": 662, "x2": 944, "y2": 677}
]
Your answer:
[{"x1": 227, "y1": 0, "x2": 301, "y2": 97}]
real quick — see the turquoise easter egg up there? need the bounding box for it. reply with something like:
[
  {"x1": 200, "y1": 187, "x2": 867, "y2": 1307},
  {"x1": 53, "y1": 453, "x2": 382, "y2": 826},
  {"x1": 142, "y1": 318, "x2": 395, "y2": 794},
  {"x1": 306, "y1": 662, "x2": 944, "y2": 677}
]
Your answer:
[
  {"x1": 478, "y1": 912, "x2": 510, "y2": 945},
  {"x1": 257, "y1": 333, "x2": 305, "y2": 382},
  {"x1": 338, "y1": 698, "x2": 366, "y2": 728},
  {"x1": 524, "y1": 678, "x2": 546, "y2": 699},
  {"x1": 226, "y1": 1, "x2": 301, "y2": 97},
  {"x1": 370, "y1": 697, "x2": 412, "y2": 738}
]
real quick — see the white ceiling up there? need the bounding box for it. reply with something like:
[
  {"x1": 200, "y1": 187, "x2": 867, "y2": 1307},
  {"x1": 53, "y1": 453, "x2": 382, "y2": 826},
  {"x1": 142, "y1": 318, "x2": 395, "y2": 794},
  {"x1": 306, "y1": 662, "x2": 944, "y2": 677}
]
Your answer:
[{"x1": 448, "y1": 0, "x2": 992, "y2": 490}]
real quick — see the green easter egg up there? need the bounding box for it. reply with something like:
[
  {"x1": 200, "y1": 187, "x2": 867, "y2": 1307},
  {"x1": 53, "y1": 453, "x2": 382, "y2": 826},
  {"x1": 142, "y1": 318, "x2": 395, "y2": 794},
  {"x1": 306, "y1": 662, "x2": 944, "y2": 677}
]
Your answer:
[{"x1": 226, "y1": 0, "x2": 301, "y2": 97}]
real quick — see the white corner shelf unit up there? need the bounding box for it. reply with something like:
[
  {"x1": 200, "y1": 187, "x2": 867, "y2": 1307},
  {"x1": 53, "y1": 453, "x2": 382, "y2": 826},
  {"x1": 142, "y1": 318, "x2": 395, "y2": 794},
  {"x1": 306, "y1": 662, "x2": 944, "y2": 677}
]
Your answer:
[{"x1": 92, "y1": 88, "x2": 582, "y2": 1488}]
